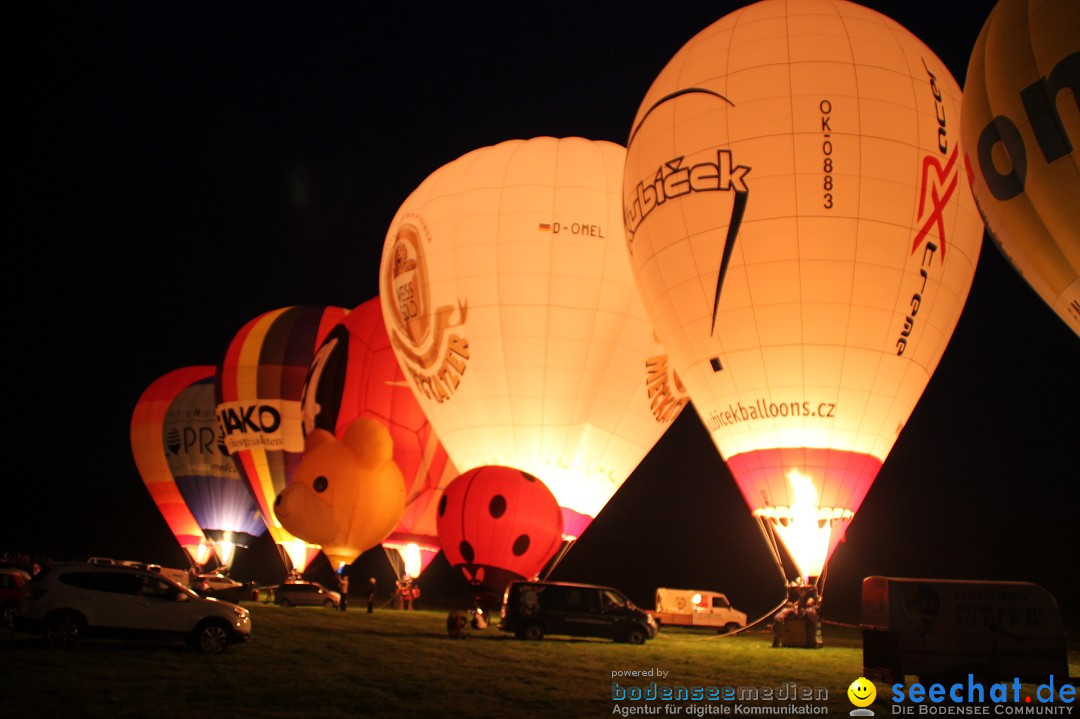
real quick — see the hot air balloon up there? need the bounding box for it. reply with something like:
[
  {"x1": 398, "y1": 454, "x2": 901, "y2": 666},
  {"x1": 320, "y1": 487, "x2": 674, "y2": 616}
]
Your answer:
[
  {"x1": 301, "y1": 297, "x2": 457, "y2": 581},
  {"x1": 158, "y1": 366, "x2": 267, "y2": 569},
  {"x1": 131, "y1": 367, "x2": 216, "y2": 570},
  {"x1": 378, "y1": 136, "x2": 688, "y2": 559},
  {"x1": 216, "y1": 305, "x2": 348, "y2": 575},
  {"x1": 622, "y1": 0, "x2": 984, "y2": 591},
  {"x1": 436, "y1": 466, "x2": 564, "y2": 606},
  {"x1": 961, "y1": 0, "x2": 1080, "y2": 337},
  {"x1": 275, "y1": 418, "x2": 406, "y2": 570}
]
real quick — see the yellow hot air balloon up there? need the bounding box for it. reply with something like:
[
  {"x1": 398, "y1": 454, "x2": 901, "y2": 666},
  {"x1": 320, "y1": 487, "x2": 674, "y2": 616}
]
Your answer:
[
  {"x1": 378, "y1": 136, "x2": 688, "y2": 549},
  {"x1": 622, "y1": 0, "x2": 984, "y2": 587},
  {"x1": 961, "y1": 0, "x2": 1080, "y2": 337}
]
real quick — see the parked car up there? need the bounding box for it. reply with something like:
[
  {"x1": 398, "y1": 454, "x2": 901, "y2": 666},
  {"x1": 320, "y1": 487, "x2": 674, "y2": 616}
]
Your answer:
[
  {"x1": 272, "y1": 581, "x2": 341, "y2": 608},
  {"x1": 1, "y1": 567, "x2": 31, "y2": 628},
  {"x1": 146, "y1": 565, "x2": 191, "y2": 586},
  {"x1": 498, "y1": 580, "x2": 658, "y2": 644},
  {"x1": 118, "y1": 561, "x2": 190, "y2": 586},
  {"x1": 192, "y1": 573, "x2": 247, "y2": 603},
  {"x1": 649, "y1": 587, "x2": 747, "y2": 633},
  {"x1": 14, "y1": 562, "x2": 251, "y2": 653}
]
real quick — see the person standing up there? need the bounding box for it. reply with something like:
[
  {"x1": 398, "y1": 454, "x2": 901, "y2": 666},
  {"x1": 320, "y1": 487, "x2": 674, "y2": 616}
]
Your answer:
[
  {"x1": 367, "y1": 577, "x2": 376, "y2": 613},
  {"x1": 338, "y1": 572, "x2": 349, "y2": 612}
]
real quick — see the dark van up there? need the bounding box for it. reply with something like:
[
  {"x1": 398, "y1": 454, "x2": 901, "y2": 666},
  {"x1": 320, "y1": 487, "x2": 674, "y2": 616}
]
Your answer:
[{"x1": 498, "y1": 580, "x2": 658, "y2": 644}]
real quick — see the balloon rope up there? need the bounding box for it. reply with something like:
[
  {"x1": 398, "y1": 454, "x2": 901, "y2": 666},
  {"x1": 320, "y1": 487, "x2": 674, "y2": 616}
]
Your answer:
[
  {"x1": 753, "y1": 516, "x2": 789, "y2": 586},
  {"x1": 814, "y1": 564, "x2": 828, "y2": 603},
  {"x1": 540, "y1": 539, "x2": 576, "y2": 581},
  {"x1": 657, "y1": 520, "x2": 791, "y2": 642},
  {"x1": 274, "y1": 544, "x2": 293, "y2": 576},
  {"x1": 673, "y1": 596, "x2": 790, "y2": 642},
  {"x1": 382, "y1": 545, "x2": 405, "y2": 581}
]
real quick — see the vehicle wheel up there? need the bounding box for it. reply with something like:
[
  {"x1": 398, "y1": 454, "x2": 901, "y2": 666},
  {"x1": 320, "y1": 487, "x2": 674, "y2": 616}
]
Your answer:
[
  {"x1": 722, "y1": 623, "x2": 742, "y2": 634},
  {"x1": 522, "y1": 622, "x2": 544, "y2": 641},
  {"x1": 625, "y1": 626, "x2": 647, "y2": 645},
  {"x1": 279, "y1": 598, "x2": 292, "y2": 607},
  {"x1": 44, "y1": 611, "x2": 85, "y2": 649},
  {"x1": 194, "y1": 620, "x2": 231, "y2": 654},
  {"x1": 323, "y1": 599, "x2": 335, "y2": 609}
]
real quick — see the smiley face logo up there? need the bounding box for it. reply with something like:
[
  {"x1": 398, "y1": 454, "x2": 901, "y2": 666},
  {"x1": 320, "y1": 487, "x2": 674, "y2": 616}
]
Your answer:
[{"x1": 847, "y1": 677, "x2": 876, "y2": 708}]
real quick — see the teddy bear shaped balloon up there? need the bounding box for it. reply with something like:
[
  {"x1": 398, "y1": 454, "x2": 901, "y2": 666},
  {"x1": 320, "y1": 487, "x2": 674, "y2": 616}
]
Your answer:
[{"x1": 275, "y1": 417, "x2": 406, "y2": 569}]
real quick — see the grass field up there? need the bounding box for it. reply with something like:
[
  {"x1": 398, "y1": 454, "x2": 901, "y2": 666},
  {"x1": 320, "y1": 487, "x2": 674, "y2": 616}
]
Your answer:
[{"x1": 2, "y1": 604, "x2": 1077, "y2": 719}]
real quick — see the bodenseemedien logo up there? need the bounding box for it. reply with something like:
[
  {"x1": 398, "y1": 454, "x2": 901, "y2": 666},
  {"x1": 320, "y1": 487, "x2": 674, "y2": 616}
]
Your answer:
[{"x1": 848, "y1": 677, "x2": 876, "y2": 716}]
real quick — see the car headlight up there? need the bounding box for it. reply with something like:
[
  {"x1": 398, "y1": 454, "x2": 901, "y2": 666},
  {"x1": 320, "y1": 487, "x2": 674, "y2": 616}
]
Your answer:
[{"x1": 233, "y1": 606, "x2": 249, "y2": 619}]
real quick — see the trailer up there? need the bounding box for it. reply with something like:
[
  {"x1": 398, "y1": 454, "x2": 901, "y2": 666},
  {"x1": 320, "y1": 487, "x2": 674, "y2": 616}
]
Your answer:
[
  {"x1": 650, "y1": 588, "x2": 747, "y2": 632},
  {"x1": 861, "y1": 576, "x2": 1070, "y2": 684}
]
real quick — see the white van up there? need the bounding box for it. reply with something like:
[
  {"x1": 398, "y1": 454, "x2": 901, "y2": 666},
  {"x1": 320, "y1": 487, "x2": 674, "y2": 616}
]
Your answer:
[{"x1": 650, "y1": 588, "x2": 747, "y2": 632}]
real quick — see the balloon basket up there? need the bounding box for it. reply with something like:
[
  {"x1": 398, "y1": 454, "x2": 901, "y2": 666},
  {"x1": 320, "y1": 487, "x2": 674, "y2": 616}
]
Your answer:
[{"x1": 773, "y1": 617, "x2": 823, "y2": 649}]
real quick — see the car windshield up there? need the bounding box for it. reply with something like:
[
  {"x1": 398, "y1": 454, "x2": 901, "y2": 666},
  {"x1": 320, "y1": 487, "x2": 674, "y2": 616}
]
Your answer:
[{"x1": 602, "y1": 590, "x2": 628, "y2": 609}]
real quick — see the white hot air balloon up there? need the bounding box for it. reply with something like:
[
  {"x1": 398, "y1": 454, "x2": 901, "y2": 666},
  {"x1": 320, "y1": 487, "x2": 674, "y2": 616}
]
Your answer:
[
  {"x1": 379, "y1": 136, "x2": 688, "y2": 552},
  {"x1": 622, "y1": 0, "x2": 984, "y2": 587}
]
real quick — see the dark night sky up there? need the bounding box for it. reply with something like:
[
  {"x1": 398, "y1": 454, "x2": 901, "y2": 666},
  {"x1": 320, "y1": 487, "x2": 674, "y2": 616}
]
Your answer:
[{"x1": 11, "y1": 2, "x2": 1079, "y2": 633}]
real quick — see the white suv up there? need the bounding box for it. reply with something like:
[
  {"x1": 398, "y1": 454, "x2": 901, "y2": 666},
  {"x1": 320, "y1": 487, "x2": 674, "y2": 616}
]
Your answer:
[{"x1": 14, "y1": 563, "x2": 251, "y2": 653}]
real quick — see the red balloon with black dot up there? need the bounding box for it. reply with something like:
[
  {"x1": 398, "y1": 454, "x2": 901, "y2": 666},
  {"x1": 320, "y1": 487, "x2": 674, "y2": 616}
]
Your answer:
[{"x1": 436, "y1": 465, "x2": 564, "y2": 596}]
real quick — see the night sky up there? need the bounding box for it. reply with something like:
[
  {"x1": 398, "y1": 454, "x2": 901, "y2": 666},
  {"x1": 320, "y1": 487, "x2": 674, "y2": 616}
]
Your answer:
[{"x1": 12, "y1": 1, "x2": 1079, "y2": 634}]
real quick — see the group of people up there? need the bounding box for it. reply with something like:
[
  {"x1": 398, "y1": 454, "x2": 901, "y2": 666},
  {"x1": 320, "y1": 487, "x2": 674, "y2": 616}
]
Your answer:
[
  {"x1": 394, "y1": 577, "x2": 420, "y2": 610},
  {"x1": 335, "y1": 574, "x2": 379, "y2": 613},
  {"x1": 333, "y1": 574, "x2": 420, "y2": 613},
  {"x1": 0, "y1": 550, "x2": 48, "y2": 577}
]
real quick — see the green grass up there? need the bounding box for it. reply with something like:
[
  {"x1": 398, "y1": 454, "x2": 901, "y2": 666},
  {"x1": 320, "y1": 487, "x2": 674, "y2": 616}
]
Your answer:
[{"x1": 2, "y1": 607, "x2": 1077, "y2": 718}]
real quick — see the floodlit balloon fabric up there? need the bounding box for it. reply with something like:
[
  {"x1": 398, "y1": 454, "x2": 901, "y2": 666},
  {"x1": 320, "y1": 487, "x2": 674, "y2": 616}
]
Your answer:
[
  {"x1": 436, "y1": 466, "x2": 564, "y2": 594},
  {"x1": 379, "y1": 136, "x2": 688, "y2": 540},
  {"x1": 622, "y1": 0, "x2": 983, "y2": 578},
  {"x1": 302, "y1": 296, "x2": 457, "y2": 576},
  {"x1": 216, "y1": 305, "x2": 348, "y2": 572},
  {"x1": 131, "y1": 366, "x2": 213, "y2": 567},
  {"x1": 275, "y1": 420, "x2": 406, "y2": 568},
  {"x1": 161, "y1": 368, "x2": 266, "y2": 556},
  {"x1": 961, "y1": 0, "x2": 1080, "y2": 337}
]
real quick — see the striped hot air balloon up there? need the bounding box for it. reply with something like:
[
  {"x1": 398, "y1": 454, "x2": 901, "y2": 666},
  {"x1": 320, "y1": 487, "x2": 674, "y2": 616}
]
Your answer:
[{"x1": 216, "y1": 305, "x2": 348, "y2": 575}]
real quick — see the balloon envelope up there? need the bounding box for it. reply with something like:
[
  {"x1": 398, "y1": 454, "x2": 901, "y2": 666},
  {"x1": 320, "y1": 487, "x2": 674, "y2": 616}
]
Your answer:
[
  {"x1": 379, "y1": 136, "x2": 688, "y2": 541},
  {"x1": 275, "y1": 420, "x2": 406, "y2": 569},
  {"x1": 131, "y1": 367, "x2": 215, "y2": 569},
  {"x1": 622, "y1": 0, "x2": 983, "y2": 579},
  {"x1": 302, "y1": 297, "x2": 457, "y2": 578},
  {"x1": 961, "y1": 0, "x2": 1080, "y2": 337},
  {"x1": 160, "y1": 367, "x2": 266, "y2": 568},
  {"x1": 216, "y1": 305, "x2": 348, "y2": 573},
  {"x1": 436, "y1": 466, "x2": 564, "y2": 602}
]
